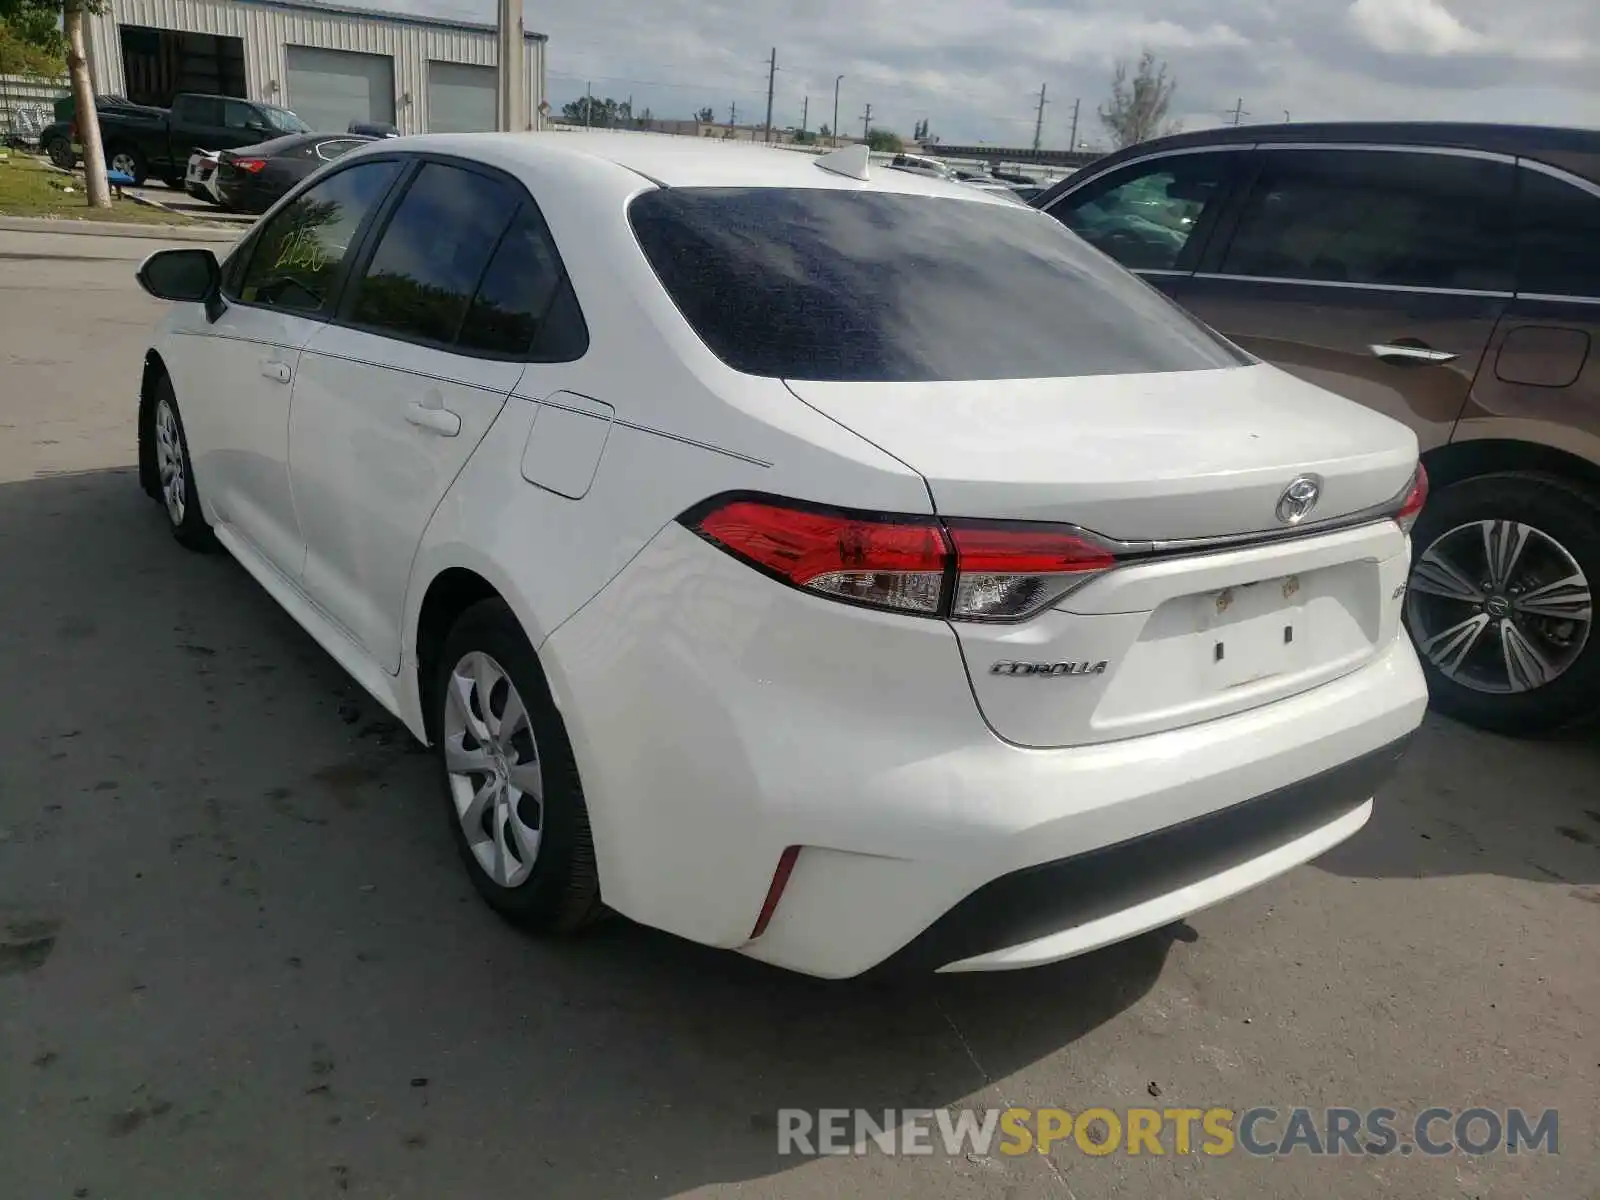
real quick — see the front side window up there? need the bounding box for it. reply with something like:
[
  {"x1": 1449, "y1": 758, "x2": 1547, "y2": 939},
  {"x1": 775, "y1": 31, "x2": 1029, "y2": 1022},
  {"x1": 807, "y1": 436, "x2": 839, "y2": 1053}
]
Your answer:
[
  {"x1": 1054, "y1": 153, "x2": 1239, "y2": 271},
  {"x1": 223, "y1": 100, "x2": 258, "y2": 131},
  {"x1": 347, "y1": 162, "x2": 521, "y2": 346},
  {"x1": 1516, "y1": 168, "x2": 1600, "y2": 299},
  {"x1": 1220, "y1": 149, "x2": 1514, "y2": 291},
  {"x1": 629, "y1": 187, "x2": 1246, "y2": 382},
  {"x1": 233, "y1": 159, "x2": 402, "y2": 315},
  {"x1": 262, "y1": 104, "x2": 311, "y2": 134}
]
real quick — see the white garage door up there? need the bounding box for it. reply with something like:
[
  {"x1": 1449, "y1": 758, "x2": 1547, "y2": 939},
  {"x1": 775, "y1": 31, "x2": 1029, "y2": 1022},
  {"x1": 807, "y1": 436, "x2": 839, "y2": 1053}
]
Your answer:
[
  {"x1": 427, "y1": 61, "x2": 496, "y2": 133},
  {"x1": 285, "y1": 46, "x2": 395, "y2": 133}
]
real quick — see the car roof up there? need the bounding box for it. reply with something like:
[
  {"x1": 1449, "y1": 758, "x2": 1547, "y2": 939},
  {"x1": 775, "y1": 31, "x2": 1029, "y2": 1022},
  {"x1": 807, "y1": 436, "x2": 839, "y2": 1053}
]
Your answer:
[
  {"x1": 1071, "y1": 120, "x2": 1600, "y2": 182},
  {"x1": 358, "y1": 131, "x2": 1019, "y2": 204}
]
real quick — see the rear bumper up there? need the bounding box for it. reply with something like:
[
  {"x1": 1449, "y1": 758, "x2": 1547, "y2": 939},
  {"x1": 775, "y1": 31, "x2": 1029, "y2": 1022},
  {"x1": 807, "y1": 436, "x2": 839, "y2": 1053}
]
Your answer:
[
  {"x1": 877, "y1": 734, "x2": 1410, "y2": 974},
  {"x1": 541, "y1": 523, "x2": 1430, "y2": 979}
]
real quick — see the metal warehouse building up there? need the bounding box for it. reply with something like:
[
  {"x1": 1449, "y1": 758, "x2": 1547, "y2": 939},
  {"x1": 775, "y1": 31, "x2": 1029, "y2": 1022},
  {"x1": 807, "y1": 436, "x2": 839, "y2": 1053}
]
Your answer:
[{"x1": 82, "y1": 0, "x2": 547, "y2": 135}]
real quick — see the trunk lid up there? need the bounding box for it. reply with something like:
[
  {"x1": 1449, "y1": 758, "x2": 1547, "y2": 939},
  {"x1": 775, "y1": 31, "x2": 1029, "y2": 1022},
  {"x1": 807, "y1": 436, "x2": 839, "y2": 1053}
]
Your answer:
[
  {"x1": 784, "y1": 363, "x2": 1417, "y2": 541},
  {"x1": 785, "y1": 363, "x2": 1418, "y2": 748}
]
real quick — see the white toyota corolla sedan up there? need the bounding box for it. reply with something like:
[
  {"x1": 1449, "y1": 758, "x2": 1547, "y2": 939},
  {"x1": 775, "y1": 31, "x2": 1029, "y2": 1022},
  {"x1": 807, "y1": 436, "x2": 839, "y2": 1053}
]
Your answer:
[{"x1": 132, "y1": 132, "x2": 1429, "y2": 978}]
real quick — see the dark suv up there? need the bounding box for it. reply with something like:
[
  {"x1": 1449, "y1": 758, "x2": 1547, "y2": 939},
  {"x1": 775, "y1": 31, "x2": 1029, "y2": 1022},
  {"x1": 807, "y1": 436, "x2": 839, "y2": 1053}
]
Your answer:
[{"x1": 1033, "y1": 123, "x2": 1600, "y2": 735}]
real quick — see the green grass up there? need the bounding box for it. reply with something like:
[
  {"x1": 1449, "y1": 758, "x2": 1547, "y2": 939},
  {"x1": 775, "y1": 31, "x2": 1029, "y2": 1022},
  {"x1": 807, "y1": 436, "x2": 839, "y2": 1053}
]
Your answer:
[{"x1": 0, "y1": 152, "x2": 205, "y2": 225}]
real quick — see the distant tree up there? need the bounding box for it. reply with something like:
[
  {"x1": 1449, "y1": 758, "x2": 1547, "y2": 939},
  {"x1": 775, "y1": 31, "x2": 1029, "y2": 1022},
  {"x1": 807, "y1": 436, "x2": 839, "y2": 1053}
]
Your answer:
[
  {"x1": 792, "y1": 128, "x2": 816, "y2": 145},
  {"x1": 632, "y1": 105, "x2": 653, "y2": 129},
  {"x1": 0, "y1": 14, "x2": 64, "y2": 72},
  {"x1": 1098, "y1": 49, "x2": 1180, "y2": 149},
  {"x1": 694, "y1": 106, "x2": 715, "y2": 123},
  {"x1": 561, "y1": 95, "x2": 627, "y2": 126},
  {"x1": 865, "y1": 127, "x2": 903, "y2": 153},
  {"x1": 818, "y1": 122, "x2": 831, "y2": 139}
]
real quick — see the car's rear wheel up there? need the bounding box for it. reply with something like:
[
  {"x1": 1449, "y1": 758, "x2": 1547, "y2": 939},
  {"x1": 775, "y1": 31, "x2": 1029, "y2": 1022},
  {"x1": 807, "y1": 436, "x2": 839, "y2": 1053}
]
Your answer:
[
  {"x1": 431, "y1": 599, "x2": 604, "y2": 932},
  {"x1": 143, "y1": 377, "x2": 215, "y2": 551},
  {"x1": 1405, "y1": 472, "x2": 1599, "y2": 735},
  {"x1": 46, "y1": 137, "x2": 75, "y2": 169}
]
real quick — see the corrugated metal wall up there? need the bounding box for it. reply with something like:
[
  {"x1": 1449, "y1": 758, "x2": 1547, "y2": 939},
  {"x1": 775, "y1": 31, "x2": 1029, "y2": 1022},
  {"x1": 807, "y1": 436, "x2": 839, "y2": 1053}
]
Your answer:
[{"x1": 86, "y1": 0, "x2": 546, "y2": 134}]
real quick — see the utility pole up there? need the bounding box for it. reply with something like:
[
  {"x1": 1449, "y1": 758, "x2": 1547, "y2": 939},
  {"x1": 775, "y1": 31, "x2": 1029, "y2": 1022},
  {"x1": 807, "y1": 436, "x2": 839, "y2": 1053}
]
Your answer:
[
  {"x1": 584, "y1": 80, "x2": 592, "y2": 128},
  {"x1": 1228, "y1": 97, "x2": 1248, "y2": 126},
  {"x1": 1068, "y1": 97, "x2": 1080, "y2": 151},
  {"x1": 801, "y1": 95, "x2": 808, "y2": 136},
  {"x1": 496, "y1": 0, "x2": 524, "y2": 131},
  {"x1": 832, "y1": 75, "x2": 843, "y2": 147},
  {"x1": 626, "y1": 93, "x2": 632, "y2": 129},
  {"x1": 763, "y1": 46, "x2": 777, "y2": 144},
  {"x1": 1031, "y1": 82, "x2": 1048, "y2": 151},
  {"x1": 861, "y1": 102, "x2": 872, "y2": 142},
  {"x1": 730, "y1": 100, "x2": 737, "y2": 126}
]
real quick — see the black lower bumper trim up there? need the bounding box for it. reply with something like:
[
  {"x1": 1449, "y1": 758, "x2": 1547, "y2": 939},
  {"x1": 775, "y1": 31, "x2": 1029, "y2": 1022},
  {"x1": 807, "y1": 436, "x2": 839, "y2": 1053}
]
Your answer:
[{"x1": 876, "y1": 733, "x2": 1415, "y2": 974}]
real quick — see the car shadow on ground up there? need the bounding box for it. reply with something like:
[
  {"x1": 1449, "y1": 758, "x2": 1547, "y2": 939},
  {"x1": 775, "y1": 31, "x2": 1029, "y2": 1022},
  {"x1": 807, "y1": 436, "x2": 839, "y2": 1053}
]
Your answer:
[
  {"x1": 1320, "y1": 713, "x2": 1600, "y2": 890},
  {"x1": 0, "y1": 467, "x2": 1183, "y2": 1199}
]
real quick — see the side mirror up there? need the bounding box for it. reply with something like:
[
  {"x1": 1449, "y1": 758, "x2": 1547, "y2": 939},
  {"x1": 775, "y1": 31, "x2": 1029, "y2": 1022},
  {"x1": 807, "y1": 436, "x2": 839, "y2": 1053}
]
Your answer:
[{"x1": 137, "y1": 247, "x2": 221, "y2": 308}]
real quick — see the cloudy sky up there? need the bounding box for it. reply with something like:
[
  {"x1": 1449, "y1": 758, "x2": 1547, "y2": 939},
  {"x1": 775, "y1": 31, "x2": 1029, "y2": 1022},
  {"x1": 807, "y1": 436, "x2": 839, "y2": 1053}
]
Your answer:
[{"x1": 380, "y1": 0, "x2": 1599, "y2": 145}]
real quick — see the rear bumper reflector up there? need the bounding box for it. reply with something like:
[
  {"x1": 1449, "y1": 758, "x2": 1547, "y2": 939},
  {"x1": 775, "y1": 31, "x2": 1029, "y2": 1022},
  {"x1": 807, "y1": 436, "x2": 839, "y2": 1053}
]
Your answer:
[{"x1": 750, "y1": 845, "x2": 802, "y2": 939}]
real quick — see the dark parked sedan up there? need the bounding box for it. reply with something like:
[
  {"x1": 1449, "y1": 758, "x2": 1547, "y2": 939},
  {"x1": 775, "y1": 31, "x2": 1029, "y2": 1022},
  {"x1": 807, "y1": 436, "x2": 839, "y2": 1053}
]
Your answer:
[{"x1": 215, "y1": 133, "x2": 374, "y2": 213}]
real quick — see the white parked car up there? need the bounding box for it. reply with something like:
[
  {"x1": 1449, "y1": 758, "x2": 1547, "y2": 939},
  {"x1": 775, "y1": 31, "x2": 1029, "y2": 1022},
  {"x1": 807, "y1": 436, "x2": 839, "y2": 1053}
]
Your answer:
[
  {"x1": 184, "y1": 148, "x2": 223, "y2": 204},
  {"x1": 132, "y1": 133, "x2": 1429, "y2": 979}
]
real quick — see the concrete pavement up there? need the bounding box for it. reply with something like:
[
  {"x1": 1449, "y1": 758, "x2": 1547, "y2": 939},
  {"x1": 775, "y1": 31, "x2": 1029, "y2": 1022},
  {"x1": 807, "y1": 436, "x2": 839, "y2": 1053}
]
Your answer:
[{"x1": 1, "y1": 238, "x2": 1597, "y2": 1200}]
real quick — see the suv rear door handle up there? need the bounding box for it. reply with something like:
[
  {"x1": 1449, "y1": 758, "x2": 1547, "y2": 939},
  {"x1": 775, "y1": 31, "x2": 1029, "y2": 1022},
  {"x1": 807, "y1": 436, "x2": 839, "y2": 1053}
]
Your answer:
[{"x1": 1370, "y1": 343, "x2": 1458, "y2": 365}]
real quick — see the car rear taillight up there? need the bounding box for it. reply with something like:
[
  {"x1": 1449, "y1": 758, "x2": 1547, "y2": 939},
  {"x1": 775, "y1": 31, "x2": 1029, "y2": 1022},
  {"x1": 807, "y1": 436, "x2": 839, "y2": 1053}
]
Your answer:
[
  {"x1": 688, "y1": 496, "x2": 1121, "y2": 622},
  {"x1": 231, "y1": 158, "x2": 268, "y2": 174},
  {"x1": 1393, "y1": 464, "x2": 1428, "y2": 534}
]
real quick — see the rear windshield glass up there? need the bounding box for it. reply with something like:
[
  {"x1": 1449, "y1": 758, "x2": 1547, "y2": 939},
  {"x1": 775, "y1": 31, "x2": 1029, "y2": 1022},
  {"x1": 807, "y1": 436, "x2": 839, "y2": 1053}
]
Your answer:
[{"x1": 628, "y1": 187, "x2": 1246, "y2": 382}]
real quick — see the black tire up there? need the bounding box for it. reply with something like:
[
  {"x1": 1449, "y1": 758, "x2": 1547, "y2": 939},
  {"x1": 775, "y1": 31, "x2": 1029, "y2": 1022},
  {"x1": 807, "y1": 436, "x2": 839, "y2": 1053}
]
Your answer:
[
  {"x1": 160, "y1": 174, "x2": 184, "y2": 190},
  {"x1": 46, "y1": 136, "x2": 75, "y2": 170},
  {"x1": 1406, "y1": 471, "x2": 1600, "y2": 735},
  {"x1": 140, "y1": 374, "x2": 215, "y2": 552},
  {"x1": 105, "y1": 143, "x2": 147, "y2": 185},
  {"x1": 184, "y1": 183, "x2": 211, "y2": 202},
  {"x1": 430, "y1": 599, "x2": 604, "y2": 932}
]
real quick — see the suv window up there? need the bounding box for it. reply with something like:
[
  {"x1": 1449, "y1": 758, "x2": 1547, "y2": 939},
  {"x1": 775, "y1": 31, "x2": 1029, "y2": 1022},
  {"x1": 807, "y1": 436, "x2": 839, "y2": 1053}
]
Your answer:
[
  {"x1": 1220, "y1": 149, "x2": 1514, "y2": 291},
  {"x1": 457, "y1": 207, "x2": 587, "y2": 359},
  {"x1": 348, "y1": 162, "x2": 521, "y2": 346},
  {"x1": 175, "y1": 95, "x2": 223, "y2": 127},
  {"x1": 233, "y1": 159, "x2": 402, "y2": 315},
  {"x1": 1052, "y1": 152, "x2": 1240, "y2": 271},
  {"x1": 1516, "y1": 168, "x2": 1600, "y2": 299},
  {"x1": 628, "y1": 187, "x2": 1246, "y2": 382}
]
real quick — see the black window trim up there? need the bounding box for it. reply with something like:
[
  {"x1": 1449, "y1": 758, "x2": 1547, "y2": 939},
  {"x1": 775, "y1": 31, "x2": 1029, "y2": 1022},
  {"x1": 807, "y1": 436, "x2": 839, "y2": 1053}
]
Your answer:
[
  {"x1": 1191, "y1": 142, "x2": 1520, "y2": 298},
  {"x1": 220, "y1": 153, "x2": 410, "y2": 320},
  {"x1": 328, "y1": 150, "x2": 589, "y2": 365}
]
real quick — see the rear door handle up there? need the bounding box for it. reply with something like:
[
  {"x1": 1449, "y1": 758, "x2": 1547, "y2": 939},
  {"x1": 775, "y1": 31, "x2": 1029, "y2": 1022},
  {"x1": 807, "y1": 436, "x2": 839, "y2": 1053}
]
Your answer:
[
  {"x1": 261, "y1": 359, "x2": 292, "y2": 384},
  {"x1": 1370, "y1": 343, "x2": 1458, "y2": 365},
  {"x1": 405, "y1": 400, "x2": 461, "y2": 437}
]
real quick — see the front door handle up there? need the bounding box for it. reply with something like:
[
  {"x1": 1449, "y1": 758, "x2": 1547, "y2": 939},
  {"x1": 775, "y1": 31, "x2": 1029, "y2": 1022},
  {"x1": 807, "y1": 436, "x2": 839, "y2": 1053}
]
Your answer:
[
  {"x1": 260, "y1": 359, "x2": 292, "y2": 384},
  {"x1": 405, "y1": 400, "x2": 461, "y2": 437},
  {"x1": 1370, "y1": 343, "x2": 1458, "y2": 365}
]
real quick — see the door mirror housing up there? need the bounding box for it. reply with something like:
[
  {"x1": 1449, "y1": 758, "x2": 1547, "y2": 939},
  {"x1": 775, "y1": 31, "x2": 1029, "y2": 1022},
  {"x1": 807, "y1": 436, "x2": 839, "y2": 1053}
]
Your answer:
[{"x1": 136, "y1": 247, "x2": 223, "y2": 315}]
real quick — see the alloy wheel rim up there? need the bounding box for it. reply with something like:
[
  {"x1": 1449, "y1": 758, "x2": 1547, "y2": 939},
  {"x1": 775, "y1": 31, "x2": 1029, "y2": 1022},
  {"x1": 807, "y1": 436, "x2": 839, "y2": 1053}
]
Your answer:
[
  {"x1": 1407, "y1": 519, "x2": 1592, "y2": 694},
  {"x1": 442, "y1": 651, "x2": 544, "y2": 887},
  {"x1": 111, "y1": 152, "x2": 136, "y2": 176},
  {"x1": 153, "y1": 398, "x2": 186, "y2": 526}
]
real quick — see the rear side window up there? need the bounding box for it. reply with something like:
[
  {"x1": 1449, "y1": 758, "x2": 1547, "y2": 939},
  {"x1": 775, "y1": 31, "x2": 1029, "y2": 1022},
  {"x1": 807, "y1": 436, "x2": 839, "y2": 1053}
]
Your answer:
[
  {"x1": 457, "y1": 207, "x2": 588, "y2": 359},
  {"x1": 1220, "y1": 149, "x2": 1514, "y2": 291},
  {"x1": 233, "y1": 159, "x2": 402, "y2": 314},
  {"x1": 177, "y1": 96, "x2": 222, "y2": 126},
  {"x1": 1516, "y1": 168, "x2": 1600, "y2": 299},
  {"x1": 1052, "y1": 152, "x2": 1242, "y2": 271},
  {"x1": 348, "y1": 162, "x2": 521, "y2": 346},
  {"x1": 628, "y1": 188, "x2": 1245, "y2": 382}
]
